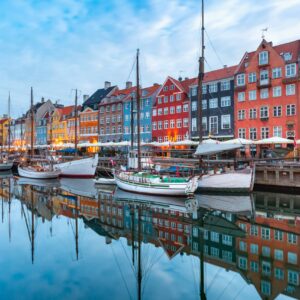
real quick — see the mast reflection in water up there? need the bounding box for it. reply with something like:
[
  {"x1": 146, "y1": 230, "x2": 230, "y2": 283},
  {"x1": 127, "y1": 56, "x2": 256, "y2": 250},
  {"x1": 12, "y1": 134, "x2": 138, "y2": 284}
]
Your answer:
[{"x1": 0, "y1": 175, "x2": 299, "y2": 300}]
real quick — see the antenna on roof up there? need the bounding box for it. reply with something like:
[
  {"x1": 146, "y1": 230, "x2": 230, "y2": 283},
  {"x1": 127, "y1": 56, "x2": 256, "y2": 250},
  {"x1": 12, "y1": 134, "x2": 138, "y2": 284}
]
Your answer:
[{"x1": 261, "y1": 27, "x2": 268, "y2": 39}]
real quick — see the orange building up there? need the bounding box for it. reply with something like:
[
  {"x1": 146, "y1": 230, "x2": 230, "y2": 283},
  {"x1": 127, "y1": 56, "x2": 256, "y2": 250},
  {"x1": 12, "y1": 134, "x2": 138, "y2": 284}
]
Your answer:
[{"x1": 234, "y1": 39, "x2": 300, "y2": 147}]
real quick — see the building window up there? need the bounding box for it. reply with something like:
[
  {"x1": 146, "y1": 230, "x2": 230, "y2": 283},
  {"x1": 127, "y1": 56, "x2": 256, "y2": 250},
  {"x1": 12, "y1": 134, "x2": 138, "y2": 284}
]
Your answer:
[
  {"x1": 238, "y1": 128, "x2": 246, "y2": 139},
  {"x1": 261, "y1": 127, "x2": 269, "y2": 139},
  {"x1": 209, "y1": 98, "x2": 218, "y2": 108},
  {"x1": 287, "y1": 104, "x2": 296, "y2": 116},
  {"x1": 249, "y1": 108, "x2": 257, "y2": 119},
  {"x1": 153, "y1": 122, "x2": 157, "y2": 130},
  {"x1": 262, "y1": 246, "x2": 270, "y2": 257},
  {"x1": 286, "y1": 63, "x2": 296, "y2": 77},
  {"x1": 273, "y1": 86, "x2": 282, "y2": 97},
  {"x1": 238, "y1": 257, "x2": 247, "y2": 270},
  {"x1": 163, "y1": 86, "x2": 168, "y2": 91},
  {"x1": 273, "y1": 126, "x2": 282, "y2": 137},
  {"x1": 286, "y1": 84, "x2": 296, "y2": 95},
  {"x1": 176, "y1": 119, "x2": 182, "y2": 128},
  {"x1": 191, "y1": 118, "x2": 197, "y2": 132},
  {"x1": 288, "y1": 252, "x2": 297, "y2": 264},
  {"x1": 273, "y1": 106, "x2": 282, "y2": 117},
  {"x1": 183, "y1": 118, "x2": 189, "y2": 128},
  {"x1": 250, "y1": 243, "x2": 258, "y2": 254},
  {"x1": 164, "y1": 136, "x2": 168, "y2": 142},
  {"x1": 261, "y1": 280, "x2": 271, "y2": 296},
  {"x1": 209, "y1": 83, "x2": 218, "y2": 93},
  {"x1": 164, "y1": 96, "x2": 168, "y2": 103},
  {"x1": 211, "y1": 231, "x2": 219, "y2": 242},
  {"x1": 220, "y1": 81, "x2": 230, "y2": 91},
  {"x1": 153, "y1": 109, "x2": 157, "y2": 116},
  {"x1": 237, "y1": 74, "x2": 245, "y2": 86},
  {"x1": 250, "y1": 128, "x2": 257, "y2": 140},
  {"x1": 209, "y1": 116, "x2": 218, "y2": 134},
  {"x1": 192, "y1": 101, "x2": 197, "y2": 111},
  {"x1": 260, "y1": 106, "x2": 269, "y2": 118},
  {"x1": 275, "y1": 230, "x2": 283, "y2": 241},
  {"x1": 210, "y1": 247, "x2": 219, "y2": 257},
  {"x1": 164, "y1": 120, "x2": 168, "y2": 129},
  {"x1": 183, "y1": 104, "x2": 189, "y2": 112},
  {"x1": 249, "y1": 90, "x2": 257, "y2": 101},
  {"x1": 202, "y1": 85, "x2": 207, "y2": 94},
  {"x1": 262, "y1": 261, "x2": 271, "y2": 276},
  {"x1": 250, "y1": 261, "x2": 259, "y2": 272},
  {"x1": 275, "y1": 268, "x2": 284, "y2": 280},
  {"x1": 238, "y1": 110, "x2": 246, "y2": 120},
  {"x1": 170, "y1": 119, "x2": 175, "y2": 129},
  {"x1": 248, "y1": 72, "x2": 256, "y2": 83},
  {"x1": 202, "y1": 100, "x2": 207, "y2": 110},
  {"x1": 158, "y1": 108, "x2": 162, "y2": 116},
  {"x1": 272, "y1": 67, "x2": 282, "y2": 79},
  {"x1": 288, "y1": 270, "x2": 299, "y2": 285},
  {"x1": 259, "y1": 51, "x2": 268, "y2": 65},
  {"x1": 238, "y1": 92, "x2": 245, "y2": 102},
  {"x1": 222, "y1": 235, "x2": 232, "y2": 246},
  {"x1": 191, "y1": 87, "x2": 197, "y2": 96},
  {"x1": 239, "y1": 241, "x2": 247, "y2": 251},
  {"x1": 261, "y1": 227, "x2": 270, "y2": 240},
  {"x1": 164, "y1": 107, "x2": 168, "y2": 115},
  {"x1": 176, "y1": 105, "x2": 182, "y2": 113},
  {"x1": 274, "y1": 249, "x2": 284, "y2": 261},
  {"x1": 222, "y1": 250, "x2": 232, "y2": 262},
  {"x1": 202, "y1": 117, "x2": 207, "y2": 131},
  {"x1": 288, "y1": 233, "x2": 297, "y2": 244},
  {"x1": 260, "y1": 88, "x2": 269, "y2": 99},
  {"x1": 158, "y1": 121, "x2": 162, "y2": 130},
  {"x1": 170, "y1": 106, "x2": 175, "y2": 114},
  {"x1": 170, "y1": 95, "x2": 174, "y2": 102},
  {"x1": 221, "y1": 115, "x2": 231, "y2": 129},
  {"x1": 221, "y1": 96, "x2": 231, "y2": 107},
  {"x1": 176, "y1": 93, "x2": 181, "y2": 101}
]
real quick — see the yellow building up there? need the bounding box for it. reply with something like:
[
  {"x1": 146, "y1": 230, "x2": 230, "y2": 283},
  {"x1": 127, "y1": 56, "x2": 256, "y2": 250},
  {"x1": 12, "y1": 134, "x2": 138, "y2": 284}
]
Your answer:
[{"x1": 0, "y1": 117, "x2": 10, "y2": 147}]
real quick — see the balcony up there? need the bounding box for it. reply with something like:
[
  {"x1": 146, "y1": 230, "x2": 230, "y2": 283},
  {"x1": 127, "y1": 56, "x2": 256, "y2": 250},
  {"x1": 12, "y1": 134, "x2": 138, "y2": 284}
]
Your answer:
[
  {"x1": 282, "y1": 75, "x2": 299, "y2": 84},
  {"x1": 234, "y1": 84, "x2": 246, "y2": 91},
  {"x1": 257, "y1": 78, "x2": 272, "y2": 89}
]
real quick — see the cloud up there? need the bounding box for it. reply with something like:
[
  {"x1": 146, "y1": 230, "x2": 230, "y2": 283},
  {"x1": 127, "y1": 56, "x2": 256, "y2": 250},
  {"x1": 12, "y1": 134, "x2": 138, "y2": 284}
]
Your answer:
[{"x1": 0, "y1": 0, "x2": 299, "y2": 117}]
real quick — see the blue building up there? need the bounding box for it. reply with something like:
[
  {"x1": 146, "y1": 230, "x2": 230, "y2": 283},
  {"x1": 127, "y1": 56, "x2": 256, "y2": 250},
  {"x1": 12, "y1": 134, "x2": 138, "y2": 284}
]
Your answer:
[{"x1": 123, "y1": 84, "x2": 160, "y2": 143}]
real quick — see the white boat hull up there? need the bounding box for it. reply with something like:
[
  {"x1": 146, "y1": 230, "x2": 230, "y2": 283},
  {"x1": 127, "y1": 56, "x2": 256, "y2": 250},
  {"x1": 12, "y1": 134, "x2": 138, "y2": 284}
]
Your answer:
[
  {"x1": 115, "y1": 173, "x2": 198, "y2": 196},
  {"x1": 198, "y1": 169, "x2": 254, "y2": 193},
  {"x1": 54, "y1": 155, "x2": 98, "y2": 178},
  {"x1": 0, "y1": 162, "x2": 13, "y2": 171},
  {"x1": 93, "y1": 178, "x2": 116, "y2": 185},
  {"x1": 18, "y1": 166, "x2": 61, "y2": 179}
]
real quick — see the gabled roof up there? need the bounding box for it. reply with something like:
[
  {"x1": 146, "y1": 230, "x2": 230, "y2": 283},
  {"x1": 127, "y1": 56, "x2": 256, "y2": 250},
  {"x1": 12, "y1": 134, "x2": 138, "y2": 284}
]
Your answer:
[
  {"x1": 82, "y1": 86, "x2": 117, "y2": 110},
  {"x1": 235, "y1": 39, "x2": 300, "y2": 74},
  {"x1": 111, "y1": 86, "x2": 136, "y2": 97},
  {"x1": 141, "y1": 84, "x2": 161, "y2": 98}
]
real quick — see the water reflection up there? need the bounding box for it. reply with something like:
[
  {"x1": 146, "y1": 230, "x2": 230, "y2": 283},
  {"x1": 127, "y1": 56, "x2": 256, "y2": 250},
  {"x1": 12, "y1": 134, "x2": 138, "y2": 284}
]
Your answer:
[{"x1": 0, "y1": 175, "x2": 299, "y2": 300}]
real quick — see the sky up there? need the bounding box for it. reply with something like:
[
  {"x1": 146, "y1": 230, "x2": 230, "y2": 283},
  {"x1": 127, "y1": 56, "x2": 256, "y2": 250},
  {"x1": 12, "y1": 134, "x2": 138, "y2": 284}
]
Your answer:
[{"x1": 0, "y1": 0, "x2": 300, "y2": 117}]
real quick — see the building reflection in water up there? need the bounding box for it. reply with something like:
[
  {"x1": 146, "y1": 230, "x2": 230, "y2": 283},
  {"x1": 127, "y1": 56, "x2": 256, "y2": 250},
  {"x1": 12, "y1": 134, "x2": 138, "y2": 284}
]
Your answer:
[{"x1": 0, "y1": 175, "x2": 299, "y2": 300}]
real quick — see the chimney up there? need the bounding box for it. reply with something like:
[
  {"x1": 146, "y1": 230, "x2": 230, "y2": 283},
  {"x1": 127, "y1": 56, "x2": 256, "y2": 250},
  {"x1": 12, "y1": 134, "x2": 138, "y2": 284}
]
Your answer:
[
  {"x1": 223, "y1": 65, "x2": 227, "y2": 68},
  {"x1": 41, "y1": 97, "x2": 45, "y2": 103},
  {"x1": 126, "y1": 81, "x2": 132, "y2": 89},
  {"x1": 104, "y1": 81, "x2": 111, "y2": 89},
  {"x1": 83, "y1": 94, "x2": 89, "y2": 102},
  {"x1": 184, "y1": 77, "x2": 189, "y2": 80},
  {"x1": 178, "y1": 76, "x2": 182, "y2": 82}
]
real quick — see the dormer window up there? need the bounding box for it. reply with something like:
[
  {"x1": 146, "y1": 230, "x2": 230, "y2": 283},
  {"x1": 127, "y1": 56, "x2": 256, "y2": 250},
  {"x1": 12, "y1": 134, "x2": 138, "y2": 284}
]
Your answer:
[
  {"x1": 285, "y1": 63, "x2": 296, "y2": 78},
  {"x1": 283, "y1": 52, "x2": 292, "y2": 61},
  {"x1": 259, "y1": 51, "x2": 268, "y2": 65}
]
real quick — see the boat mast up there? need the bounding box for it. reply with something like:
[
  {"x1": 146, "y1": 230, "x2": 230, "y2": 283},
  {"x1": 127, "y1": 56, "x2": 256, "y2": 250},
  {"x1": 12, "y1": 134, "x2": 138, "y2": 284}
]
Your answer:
[
  {"x1": 137, "y1": 205, "x2": 142, "y2": 300},
  {"x1": 8, "y1": 92, "x2": 11, "y2": 152},
  {"x1": 30, "y1": 87, "x2": 34, "y2": 157},
  {"x1": 131, "y1": 96, "x2": 134, "y2": 151},
  {"x1": 31, "y1": 187, "x2": 35, "y2": 264},
  {"x1": 197, "y1": 0, "x2": 205, "y2": 144},
  {"x1": 75, "y1": 195, "x2": 79, "y2": 261},
  {"x1": 74, "y1": 89, "x2": 78, "y2": 156},
  {"x1": 136, "y1": 49, "x2": 141, "y2": 171}
]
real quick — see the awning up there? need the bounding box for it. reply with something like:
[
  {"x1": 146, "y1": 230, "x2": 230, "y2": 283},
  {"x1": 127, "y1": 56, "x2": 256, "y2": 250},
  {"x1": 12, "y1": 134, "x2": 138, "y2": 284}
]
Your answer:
[
  {"x1": 254, "y1": 137, "x2": 293, "y2": 145},
  {"x1": 195, "y1": 143, "x2": 241, "y2": 156},
  {"x1": 222, "y1": 138, "x2": 254, "y2": 145}
]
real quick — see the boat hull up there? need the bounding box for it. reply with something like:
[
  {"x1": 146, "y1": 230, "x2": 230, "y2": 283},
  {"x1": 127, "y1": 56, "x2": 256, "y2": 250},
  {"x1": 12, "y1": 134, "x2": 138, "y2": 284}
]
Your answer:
[
  {"x1": 0, "y1": 162, "x2": 13, "y2": 171},
  {"x1": 198, "y1": 170, "x2": 254, "y2": 193},
  {"x1": 115, "y1": 174, "x2": 196, "y2": 196},
  {"x1": 93, "y1": 178, "x2": 116, "y2": 185},
  {"x1": 18, "y1": 166, "x2": 60, "y2": 179},
  {"x1": 54, "y1": 155, "x2": 98, "y2": 178}
]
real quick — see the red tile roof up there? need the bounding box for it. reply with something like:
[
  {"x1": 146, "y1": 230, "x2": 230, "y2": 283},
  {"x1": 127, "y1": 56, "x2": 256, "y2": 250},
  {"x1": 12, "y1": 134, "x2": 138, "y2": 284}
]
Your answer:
[
  {"x1": 111, "y1": 86, "x2": 136, "y2": 97},
  {"x1": 141, "y1": 84, "x2": 161, "y2": 97}
]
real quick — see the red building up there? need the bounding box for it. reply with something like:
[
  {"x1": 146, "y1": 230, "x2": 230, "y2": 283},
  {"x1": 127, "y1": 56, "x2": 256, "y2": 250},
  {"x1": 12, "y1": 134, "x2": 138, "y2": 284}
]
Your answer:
[
  {"x1": 234, "y1": 39, "x2": 300, "y2": 144},
  {"x1": 152, "y1": 76, "x2": 195, "y2": 143}
]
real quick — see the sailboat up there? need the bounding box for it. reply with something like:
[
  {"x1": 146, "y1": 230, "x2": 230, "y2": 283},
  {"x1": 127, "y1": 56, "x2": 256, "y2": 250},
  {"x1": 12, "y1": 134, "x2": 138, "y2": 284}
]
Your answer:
[
  {"x1": 114, "y1": 50, "x2": 199, "y2": 196},
  {"x1": 52, "y1": 89, "x2": 98, "y2": 178},
  {"x1": 18, "y1": 87, "x2": 61, "y2": 179},
  {"x1": 193, "y1": 0, "x2": 254, "y2": 193},
  {"x1": 0, "y1": 93, "x2": 13, "y2": 171}
]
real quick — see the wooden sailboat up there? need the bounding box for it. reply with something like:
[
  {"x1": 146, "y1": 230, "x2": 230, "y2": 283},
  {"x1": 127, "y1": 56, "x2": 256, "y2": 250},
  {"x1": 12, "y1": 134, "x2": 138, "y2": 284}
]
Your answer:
[
  {"x1": 18, "y1": 87, "x2": 61, "y2": 179},
  {"x1": 0, "y1": 93, "x2": 13, "y2": 171},
  {"x1": 52, "y1": 89, "x2": 98, "y2": 178},
  {"x1": 114, "y1": 50, "x2": 199, "y2": 196}
]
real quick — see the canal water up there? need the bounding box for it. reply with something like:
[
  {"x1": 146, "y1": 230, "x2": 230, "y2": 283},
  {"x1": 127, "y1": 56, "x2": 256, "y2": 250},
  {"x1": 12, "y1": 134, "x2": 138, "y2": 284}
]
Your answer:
[{"x1": 0, "y1": 173, "x2": 299, "y2": 300}]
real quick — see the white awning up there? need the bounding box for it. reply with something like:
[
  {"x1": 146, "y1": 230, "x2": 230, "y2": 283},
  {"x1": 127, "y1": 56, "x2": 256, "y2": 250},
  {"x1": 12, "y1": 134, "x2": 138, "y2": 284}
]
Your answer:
[
  {"x1": 195, "y1": 143, "x2": 242, "y2": 156},
  {"x1": 254, "y1": 137, "x2": 293, "y2": 144},
  {"x1": 222, "y1": 138, "x2": 254, "y2": 145}
]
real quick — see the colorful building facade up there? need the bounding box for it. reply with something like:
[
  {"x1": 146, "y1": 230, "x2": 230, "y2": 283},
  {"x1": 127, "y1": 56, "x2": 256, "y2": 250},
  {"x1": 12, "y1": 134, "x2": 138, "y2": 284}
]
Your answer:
[
  {"x1": 152, "y1": 77, "x2": 194, "y2": 143},
  {"x1": 234, "y1": 39, "x2": 300, "y2": 142},
  {"x1": 190, "y1": 66, "x2": 236, "y2": 140}
]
